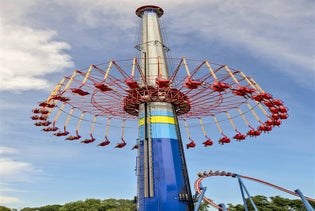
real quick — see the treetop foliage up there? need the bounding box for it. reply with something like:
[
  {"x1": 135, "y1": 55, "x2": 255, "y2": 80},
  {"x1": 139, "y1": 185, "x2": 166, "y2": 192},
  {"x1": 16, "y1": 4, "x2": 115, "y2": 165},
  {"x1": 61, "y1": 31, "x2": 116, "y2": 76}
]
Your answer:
[
  {"x1": 1, "y1": 195, "x2": 314, "y2": 211},
  {"x1": 227, "y1": 195, "x2": 315, "y2": 211}
]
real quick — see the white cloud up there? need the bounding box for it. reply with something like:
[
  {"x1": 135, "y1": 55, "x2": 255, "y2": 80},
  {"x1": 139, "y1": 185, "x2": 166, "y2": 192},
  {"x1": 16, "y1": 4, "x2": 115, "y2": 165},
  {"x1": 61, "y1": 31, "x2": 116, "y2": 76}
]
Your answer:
[
  {"x1": 0, "y1": 0, "x2": 313, "y2": 91},
  {"x1": 0, "y1": 19, "x2": 73, "y2": 91},
  {"x1": 0, "y1": 195, "x2": 22, "y2": 204},
  {"x1": 0, "y1": 147, "x2": 40, "y2": 205},
  {"x1": 0, "y1": 0, "x2": 74, "y2": 92},
  {"x1": 0, "y1": 147, "x2": 18, "y2": 155},
  {"x1": 0, "y1": 158, "x2": 37, "y2": 181},
  {"x1": 48, "y1": 0, "x2": 313, "y2": 89},
  {"x1": 0, "y1": 0, "x2": 38, "y2": 24},
  {"x1": 0, "y1": 147, "x2": 42, "y2": 183},
  {"x1": 53, "y1": 0, "x2": 137, "y2": 28},
  {"x1": 0, "y1": 184, "x2": 23, "y2": 193},
  {"x1": 167, "y1": 0, "x2": 314, "y2": 88}
]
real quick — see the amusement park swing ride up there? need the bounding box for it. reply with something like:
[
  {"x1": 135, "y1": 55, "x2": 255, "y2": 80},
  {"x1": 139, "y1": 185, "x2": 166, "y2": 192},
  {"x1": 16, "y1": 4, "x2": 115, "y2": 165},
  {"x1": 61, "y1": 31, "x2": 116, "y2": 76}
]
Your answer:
[{"x1": 31, "y1": 5, "x2": 314, "y2": 211}]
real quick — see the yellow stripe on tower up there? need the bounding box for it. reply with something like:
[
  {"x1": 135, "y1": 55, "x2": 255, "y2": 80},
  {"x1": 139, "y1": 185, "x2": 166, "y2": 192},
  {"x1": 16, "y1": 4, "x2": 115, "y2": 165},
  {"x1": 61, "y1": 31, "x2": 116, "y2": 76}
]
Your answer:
[
  {"x1": 139, "y1": 116, "x2": 175, "y2": 126},
  {"x1": 151, "y1": 116, "x2": 175, "y2": 124},
  {"x1": 139, "y1": 118, "x2": 146, "y2": 126}
]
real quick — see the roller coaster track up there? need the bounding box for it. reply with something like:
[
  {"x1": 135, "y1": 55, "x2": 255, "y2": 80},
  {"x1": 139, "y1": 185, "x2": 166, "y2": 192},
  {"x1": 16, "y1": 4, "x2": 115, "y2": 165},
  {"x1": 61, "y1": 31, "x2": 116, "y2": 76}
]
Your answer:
[{"x1": 194, "y1": 170, "x2": 315, "y2": 210}]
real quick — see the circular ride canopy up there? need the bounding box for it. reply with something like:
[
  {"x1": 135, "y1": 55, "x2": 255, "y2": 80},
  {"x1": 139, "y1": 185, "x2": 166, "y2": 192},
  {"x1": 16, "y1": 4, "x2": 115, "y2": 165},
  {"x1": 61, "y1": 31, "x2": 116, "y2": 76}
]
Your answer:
[{"x1": 32, "y1": 57, "x2": 288, "y2": 148}]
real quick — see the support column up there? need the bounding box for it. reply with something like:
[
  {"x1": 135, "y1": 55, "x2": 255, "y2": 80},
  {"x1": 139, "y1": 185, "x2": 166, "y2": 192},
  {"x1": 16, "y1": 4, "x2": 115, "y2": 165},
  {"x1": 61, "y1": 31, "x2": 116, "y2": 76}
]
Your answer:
[{"x1": 135, "y1": 5, "x2": 194, "y2": 211}]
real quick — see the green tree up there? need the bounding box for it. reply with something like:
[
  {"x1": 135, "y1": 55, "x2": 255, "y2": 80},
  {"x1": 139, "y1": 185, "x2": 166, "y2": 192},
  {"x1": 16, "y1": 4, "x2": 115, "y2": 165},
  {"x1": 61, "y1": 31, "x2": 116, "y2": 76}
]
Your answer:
[
  {"x1": 227, "y1": 204, "x2": 244, "y2": 211},
  {"x1": 100, "y1": 198, "x2": 136, "y2": 211},
  {"x1": 0, "y1": 206, "x2": 11, "y2": 211},
  {"x1": 58, "y1": 198, "x2": 136, "y2": 211},
  {"x1": 228, "y1": 195, "x2": 315, "y2": 211},
  {"x1": 39, "y1": 204, "x2": 62, "y2": 211},
  {"x1": 60, "y1": 199, "x2": 97, "y2": 211},
  {"x1": 21, "y1": 205, "x2": 61, "y2": 211},
  {"x1": 196, "y1": 201, "x2": 210, "y2": 211},
  {"x1": 21, "y1": 207, "x2": 40, "y2": 211}
]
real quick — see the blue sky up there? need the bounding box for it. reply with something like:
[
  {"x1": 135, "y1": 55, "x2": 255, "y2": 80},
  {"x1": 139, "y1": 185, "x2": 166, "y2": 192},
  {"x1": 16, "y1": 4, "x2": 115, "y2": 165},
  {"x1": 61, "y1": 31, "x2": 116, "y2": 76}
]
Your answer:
[{"x1": 0, "y1": 0, "x2": 314, "y2": 210}]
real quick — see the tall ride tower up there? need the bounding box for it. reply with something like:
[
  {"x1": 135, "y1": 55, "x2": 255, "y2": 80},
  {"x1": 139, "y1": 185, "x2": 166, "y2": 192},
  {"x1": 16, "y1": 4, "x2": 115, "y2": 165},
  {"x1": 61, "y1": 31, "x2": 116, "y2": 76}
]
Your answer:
[
  {"x1": 135, "y1": 5, "x2": 194, "y2": 210},
  {"x1": 32, "y1": 4, "x2": 289, "y2": 211}
]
